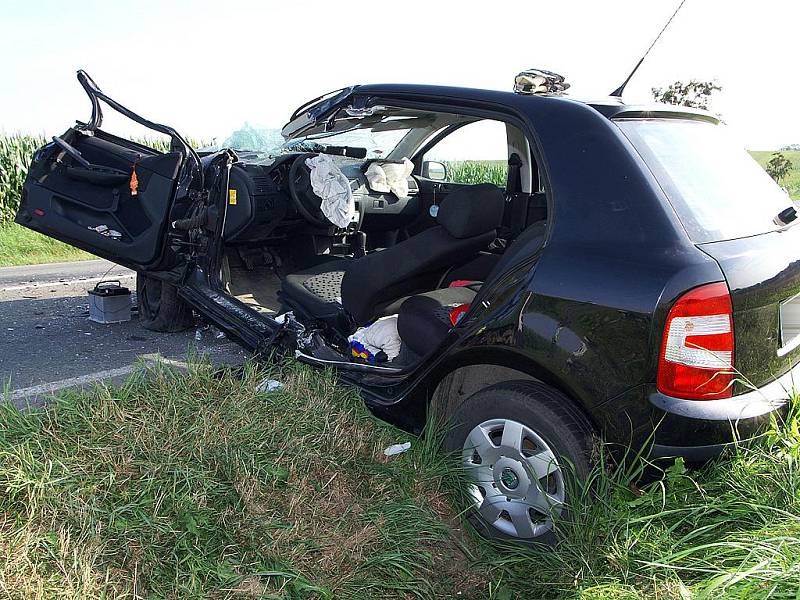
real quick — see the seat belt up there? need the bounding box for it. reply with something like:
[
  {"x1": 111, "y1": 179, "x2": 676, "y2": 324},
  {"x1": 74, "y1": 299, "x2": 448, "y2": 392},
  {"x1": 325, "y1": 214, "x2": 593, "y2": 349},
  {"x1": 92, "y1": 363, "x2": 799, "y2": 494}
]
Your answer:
[
  {"x1": 504, "y1": 153, "x2": 528, "y2": 240},
  {"x1": 507, "y1": 153, "x2": 523, "y2": 195}
]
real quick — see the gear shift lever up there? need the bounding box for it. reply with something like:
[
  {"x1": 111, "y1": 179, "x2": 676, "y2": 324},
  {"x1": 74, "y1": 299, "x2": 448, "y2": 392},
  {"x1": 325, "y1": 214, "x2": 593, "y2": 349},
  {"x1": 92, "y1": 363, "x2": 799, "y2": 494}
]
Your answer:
[{"x1": 352, "y1": 231, "x2": 367, "y2": 258}]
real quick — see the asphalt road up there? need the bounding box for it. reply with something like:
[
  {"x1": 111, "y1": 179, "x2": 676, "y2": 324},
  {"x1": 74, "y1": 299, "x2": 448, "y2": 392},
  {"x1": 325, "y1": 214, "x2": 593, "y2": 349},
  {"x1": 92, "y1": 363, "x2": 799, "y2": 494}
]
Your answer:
[{"x1": 0, "y1": 259, "x2": 248, "y2": 409}]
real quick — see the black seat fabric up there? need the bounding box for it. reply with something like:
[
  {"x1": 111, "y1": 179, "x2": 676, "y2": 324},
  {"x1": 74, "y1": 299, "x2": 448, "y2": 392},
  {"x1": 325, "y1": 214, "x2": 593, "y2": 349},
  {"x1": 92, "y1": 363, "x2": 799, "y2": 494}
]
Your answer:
[
  {"x1": 281, "y1": 259, "x2": 349, "y2": 317},
  {"x1": 397, "y1": 286, "x2": 477, "y2": 356},
  {"x1": 280, "y1": 183, "x2": 504, "y2": 324},
  {"x1": 341, "y1": 183, "x2": 504, "y2": 324}
]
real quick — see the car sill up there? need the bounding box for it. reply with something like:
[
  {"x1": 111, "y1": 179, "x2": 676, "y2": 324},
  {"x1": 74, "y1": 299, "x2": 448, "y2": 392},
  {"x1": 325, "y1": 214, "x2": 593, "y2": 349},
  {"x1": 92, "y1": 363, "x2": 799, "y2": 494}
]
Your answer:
[{"x1": 294, "y1": 349, "x2": 404, "y2": 374}]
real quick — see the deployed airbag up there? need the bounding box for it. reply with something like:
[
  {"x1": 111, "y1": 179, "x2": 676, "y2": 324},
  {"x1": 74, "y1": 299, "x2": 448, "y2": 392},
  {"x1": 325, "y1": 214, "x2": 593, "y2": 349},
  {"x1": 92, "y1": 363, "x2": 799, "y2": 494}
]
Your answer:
[
  {"x1": 365, "y1": 158, "x2": 414, "y2": 198},
  {"x1": 305, "y1": 154, "x2": 355, "y2": 228}
]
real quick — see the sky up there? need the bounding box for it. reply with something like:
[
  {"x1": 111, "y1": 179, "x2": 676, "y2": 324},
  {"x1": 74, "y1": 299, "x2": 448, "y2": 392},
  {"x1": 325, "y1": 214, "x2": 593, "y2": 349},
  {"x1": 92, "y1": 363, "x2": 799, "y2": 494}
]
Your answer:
[{"x1": 0, "y1": 0, "x2": 797, "y2": 151}]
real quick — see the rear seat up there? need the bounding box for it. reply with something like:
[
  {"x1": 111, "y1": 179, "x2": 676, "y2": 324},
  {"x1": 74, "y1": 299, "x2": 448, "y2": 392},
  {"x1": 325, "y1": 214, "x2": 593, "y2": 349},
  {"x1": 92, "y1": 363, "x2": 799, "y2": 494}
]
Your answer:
[
  {"x1": 397, "y1": 220, "x2": 548, "y2": 357},
  {"x1": 397, "y1": 286, "x2": 478, "y2": 356}
]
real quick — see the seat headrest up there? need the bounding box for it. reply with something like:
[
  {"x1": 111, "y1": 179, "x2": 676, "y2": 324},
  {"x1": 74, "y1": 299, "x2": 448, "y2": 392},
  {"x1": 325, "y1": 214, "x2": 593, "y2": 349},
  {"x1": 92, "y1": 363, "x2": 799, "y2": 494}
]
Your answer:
[{"x1": 436, "y1": 183, "x2": 505, "y2": 239}]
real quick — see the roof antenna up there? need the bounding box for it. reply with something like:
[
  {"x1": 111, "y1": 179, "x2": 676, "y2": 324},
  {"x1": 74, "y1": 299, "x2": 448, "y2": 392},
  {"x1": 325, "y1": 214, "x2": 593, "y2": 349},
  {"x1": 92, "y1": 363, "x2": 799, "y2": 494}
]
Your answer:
[{"x1": 610, "y1": 0, "x2": 688, "y2": 98}]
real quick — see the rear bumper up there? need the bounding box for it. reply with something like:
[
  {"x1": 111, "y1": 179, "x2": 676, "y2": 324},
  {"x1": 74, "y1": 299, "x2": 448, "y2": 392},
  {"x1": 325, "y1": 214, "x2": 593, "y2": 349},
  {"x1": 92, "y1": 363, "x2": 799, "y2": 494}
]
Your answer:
[{"x1": 648, "y1": 362, "x2": 798, "y2": 460}]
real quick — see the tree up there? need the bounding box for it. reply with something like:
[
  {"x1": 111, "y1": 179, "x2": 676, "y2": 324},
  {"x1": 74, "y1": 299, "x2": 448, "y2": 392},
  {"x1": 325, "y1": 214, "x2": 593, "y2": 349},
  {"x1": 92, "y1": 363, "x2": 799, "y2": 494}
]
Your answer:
[
  {"x1": 766, "y1": 152, "x2": 793, "y2": 185},
  {"x1": 652, "y1": 80, "x2": 722, "y2": 110}
]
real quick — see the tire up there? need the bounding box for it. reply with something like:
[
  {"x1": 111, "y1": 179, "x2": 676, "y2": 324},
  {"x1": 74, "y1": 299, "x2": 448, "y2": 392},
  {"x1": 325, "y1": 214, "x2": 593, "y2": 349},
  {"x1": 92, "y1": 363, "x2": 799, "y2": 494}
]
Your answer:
[
  {"x1": 136, "y1": 273, "x2": 194, "y2": 332},
  {"x1": 442, "y1": 380, "x2": 594, "y2": 545}
]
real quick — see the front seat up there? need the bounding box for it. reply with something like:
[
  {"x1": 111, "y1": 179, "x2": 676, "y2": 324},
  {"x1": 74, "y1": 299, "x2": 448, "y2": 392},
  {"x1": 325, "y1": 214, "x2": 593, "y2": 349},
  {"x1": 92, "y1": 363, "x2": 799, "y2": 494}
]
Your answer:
[{"x1": 280, "y1": 183, "x2": 505, "y2": 325}]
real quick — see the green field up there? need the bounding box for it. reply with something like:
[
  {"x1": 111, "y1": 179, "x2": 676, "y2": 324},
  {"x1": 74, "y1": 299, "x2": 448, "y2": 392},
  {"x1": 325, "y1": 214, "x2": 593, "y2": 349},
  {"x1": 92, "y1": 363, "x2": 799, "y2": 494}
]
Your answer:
[
  {"x1": 2, "y1": 360, "x2": 800, "y2": 599},
  {"x1": 0, "y1": 223, "x2": 93, "y2": 267},
  {"x1": 750, "y1": 150, "x2": 800, "y2": 200}
]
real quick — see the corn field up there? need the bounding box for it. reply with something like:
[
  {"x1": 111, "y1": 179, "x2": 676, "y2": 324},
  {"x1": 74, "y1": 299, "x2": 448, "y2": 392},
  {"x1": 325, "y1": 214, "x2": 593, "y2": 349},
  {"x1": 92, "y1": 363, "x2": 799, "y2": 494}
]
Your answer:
[
  {"x1": 445, "y1": 160, "x2": 508, "y2": 186},
  {"x1": 0, "y1": 135, "x2": 46, "y2": 226}
]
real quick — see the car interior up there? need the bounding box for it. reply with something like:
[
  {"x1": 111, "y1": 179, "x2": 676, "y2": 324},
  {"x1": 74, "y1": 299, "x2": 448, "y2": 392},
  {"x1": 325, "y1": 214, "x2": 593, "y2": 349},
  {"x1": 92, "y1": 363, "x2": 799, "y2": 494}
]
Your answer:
[{"x1": 216, "y1": 109, "x2": 549, "y2": 370}]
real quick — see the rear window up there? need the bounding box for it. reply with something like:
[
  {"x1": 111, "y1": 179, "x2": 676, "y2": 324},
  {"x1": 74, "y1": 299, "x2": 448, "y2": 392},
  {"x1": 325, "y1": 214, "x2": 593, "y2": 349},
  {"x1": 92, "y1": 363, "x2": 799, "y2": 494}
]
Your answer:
[{"x1": 616, "y1": 118, "x2": 794, "y2": 243}]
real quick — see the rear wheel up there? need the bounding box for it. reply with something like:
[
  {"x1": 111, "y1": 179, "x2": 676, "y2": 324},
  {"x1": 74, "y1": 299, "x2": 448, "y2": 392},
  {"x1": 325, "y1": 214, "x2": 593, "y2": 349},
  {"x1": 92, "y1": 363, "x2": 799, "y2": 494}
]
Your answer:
[
  {"x1": 443, "y1": 380, "x2": 594, "y2": 544},
  {"x1": 136, "y1": 273, "x2": 194, "y2": 332}
]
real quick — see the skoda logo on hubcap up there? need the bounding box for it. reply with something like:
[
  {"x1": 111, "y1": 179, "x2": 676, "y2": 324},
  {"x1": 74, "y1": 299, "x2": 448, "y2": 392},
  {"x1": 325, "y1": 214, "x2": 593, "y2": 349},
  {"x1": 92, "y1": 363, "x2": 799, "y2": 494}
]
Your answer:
[{"x1": 500, "y1": 467, "x2": 520, "y2": 490}]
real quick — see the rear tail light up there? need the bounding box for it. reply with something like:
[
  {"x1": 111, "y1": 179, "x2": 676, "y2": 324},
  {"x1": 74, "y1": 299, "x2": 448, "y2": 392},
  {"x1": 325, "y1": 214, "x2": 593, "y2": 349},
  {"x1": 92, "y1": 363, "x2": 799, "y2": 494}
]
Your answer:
[{"x1": 657, "y1": 282, "x2": 735, "y2": 400}]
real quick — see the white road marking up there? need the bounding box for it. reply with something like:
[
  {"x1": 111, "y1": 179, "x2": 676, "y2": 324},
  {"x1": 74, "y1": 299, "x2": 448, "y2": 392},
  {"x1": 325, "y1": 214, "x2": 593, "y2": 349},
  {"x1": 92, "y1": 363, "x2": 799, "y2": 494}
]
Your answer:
[
  {"x1": 139, "y1": 354, "x2": 190, "y2": 370},
  {"x1": 6, "y1": 365, "x2": 137, "y2": 402},
  {"x1": 5, "y1": 354, "x2": 194, "y2": 403},
  {"x1": 0, "y1": 272, "x2": 134, "y2": 293}
]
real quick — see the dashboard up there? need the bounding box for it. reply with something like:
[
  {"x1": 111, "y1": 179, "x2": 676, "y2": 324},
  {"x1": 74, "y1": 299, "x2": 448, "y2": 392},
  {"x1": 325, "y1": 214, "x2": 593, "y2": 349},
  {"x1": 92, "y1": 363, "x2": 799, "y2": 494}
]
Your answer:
[{"x1": 222, "y1": 152, "x2": 421, "y2": 243}]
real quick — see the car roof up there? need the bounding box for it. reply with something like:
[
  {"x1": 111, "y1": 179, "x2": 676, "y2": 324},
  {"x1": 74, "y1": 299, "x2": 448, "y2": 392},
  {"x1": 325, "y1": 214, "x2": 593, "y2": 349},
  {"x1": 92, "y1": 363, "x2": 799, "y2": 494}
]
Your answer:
[
  {"x1": 353, "y1": 83, "x2": 720, "y2": 124},
  {"x1": 283, "y1": 83, "x2": 719, "y2": 139}
]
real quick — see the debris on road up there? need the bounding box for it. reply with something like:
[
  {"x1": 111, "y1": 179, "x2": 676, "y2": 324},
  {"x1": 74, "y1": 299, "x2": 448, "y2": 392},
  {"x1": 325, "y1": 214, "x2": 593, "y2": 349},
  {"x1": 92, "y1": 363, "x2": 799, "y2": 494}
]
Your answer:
[
  {"x1": 87, "y1": 224, "x2": 122, "y2": 239},
  {"x1": 383, "y1": 442, "x2": 411, "y2": 457},
  {"x1": 256, "y1": 378, "x2": 284, "y2": 393}
]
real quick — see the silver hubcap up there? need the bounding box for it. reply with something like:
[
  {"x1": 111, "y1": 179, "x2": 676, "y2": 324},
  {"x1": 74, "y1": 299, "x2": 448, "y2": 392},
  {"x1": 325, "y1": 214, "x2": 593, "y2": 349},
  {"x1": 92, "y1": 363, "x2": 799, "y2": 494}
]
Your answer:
[{"x1": 462, "y1": 418, "x2": 565, "y2": 539}]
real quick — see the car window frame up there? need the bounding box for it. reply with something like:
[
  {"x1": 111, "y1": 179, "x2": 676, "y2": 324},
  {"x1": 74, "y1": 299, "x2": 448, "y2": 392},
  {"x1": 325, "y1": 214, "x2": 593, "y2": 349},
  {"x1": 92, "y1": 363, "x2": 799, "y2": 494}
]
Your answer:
[{"x1": 416, "y1": 119, "x2": 511, "y2": 186}]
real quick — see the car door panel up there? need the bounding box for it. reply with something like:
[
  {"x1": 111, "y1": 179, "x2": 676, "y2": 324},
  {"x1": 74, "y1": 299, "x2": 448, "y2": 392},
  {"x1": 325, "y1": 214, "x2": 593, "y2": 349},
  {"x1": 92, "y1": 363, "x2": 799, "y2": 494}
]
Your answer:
[
  {"x1": 19, "y1": 131, "x2": 183, "y2": 267},
  {"x1": 15, "y1": 71, "x2": 201, "y2": 272}
]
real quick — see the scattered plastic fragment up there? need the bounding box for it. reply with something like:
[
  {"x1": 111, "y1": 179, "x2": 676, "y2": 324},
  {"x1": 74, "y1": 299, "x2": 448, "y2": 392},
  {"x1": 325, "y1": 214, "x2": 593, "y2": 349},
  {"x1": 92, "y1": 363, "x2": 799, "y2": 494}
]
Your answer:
[
  {"x1": 87, "y1": 225, "x2": 122, "y2": 239},
  {"x1": 194, "y1": 324, "x2": 211, "y2": 341},
  {"x1": 384, "y1": 442, "x2": 411, "y2": 457},
  {"x1": 257, "y1": 378, "x2": 284, "y2": 393}
]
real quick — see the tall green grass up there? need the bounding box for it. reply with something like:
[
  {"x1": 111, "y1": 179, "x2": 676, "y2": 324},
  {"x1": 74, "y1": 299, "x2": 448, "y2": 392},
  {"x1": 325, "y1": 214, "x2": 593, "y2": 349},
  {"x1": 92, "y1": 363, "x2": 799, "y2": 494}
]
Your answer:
[
  {"x1": 0, "y1": 361, "x2": 467, "y2": 598},
  {"x1": 2, "y1": 359, "x2": 800, "y2": 598}
]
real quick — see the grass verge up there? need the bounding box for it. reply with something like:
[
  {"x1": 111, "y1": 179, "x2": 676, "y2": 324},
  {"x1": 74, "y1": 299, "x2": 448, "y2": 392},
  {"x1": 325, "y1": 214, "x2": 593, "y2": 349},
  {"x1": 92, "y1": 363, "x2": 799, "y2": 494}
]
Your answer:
[
  {"x1": 1, "y1": 359, "x2": 799, "y2": 598},
  {"x1": 750, "y1": 150, "x2": 800, "y2": 200},
  {"x1": 0, "y1": 223, "x2": 94, "y2": 267}
]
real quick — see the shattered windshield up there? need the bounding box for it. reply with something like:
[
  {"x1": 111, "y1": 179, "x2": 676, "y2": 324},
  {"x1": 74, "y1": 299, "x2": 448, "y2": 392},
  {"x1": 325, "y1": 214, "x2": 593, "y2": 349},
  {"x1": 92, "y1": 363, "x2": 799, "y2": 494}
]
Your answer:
[
  {"x1": 218, "y1": 124, "x2": 284, "y2": 154},
  {"x1": 219, "y1": 111, "x2": 437, "y2": 159}
]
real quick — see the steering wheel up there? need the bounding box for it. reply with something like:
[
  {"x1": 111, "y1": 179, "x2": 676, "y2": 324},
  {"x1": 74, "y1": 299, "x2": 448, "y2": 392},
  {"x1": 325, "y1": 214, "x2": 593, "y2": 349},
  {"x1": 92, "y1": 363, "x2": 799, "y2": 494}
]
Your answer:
[{"x1": 287, "y1": 153, "x2": 333, "y2": 228}]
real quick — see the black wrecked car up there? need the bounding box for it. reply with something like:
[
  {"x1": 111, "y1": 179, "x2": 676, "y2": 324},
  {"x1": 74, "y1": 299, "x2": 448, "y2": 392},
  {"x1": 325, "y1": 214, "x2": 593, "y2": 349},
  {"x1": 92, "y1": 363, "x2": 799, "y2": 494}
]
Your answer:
[{"x1": 16, "y1": 69, "x2": 799, "y2": 542}]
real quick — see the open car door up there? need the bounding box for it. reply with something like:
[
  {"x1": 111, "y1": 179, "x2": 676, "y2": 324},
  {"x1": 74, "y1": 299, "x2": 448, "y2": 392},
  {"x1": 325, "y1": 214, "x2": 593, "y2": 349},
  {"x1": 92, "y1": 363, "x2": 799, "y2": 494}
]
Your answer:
[{"x1": 16, "y1": 71, "x2": 204, "y2": 271}]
